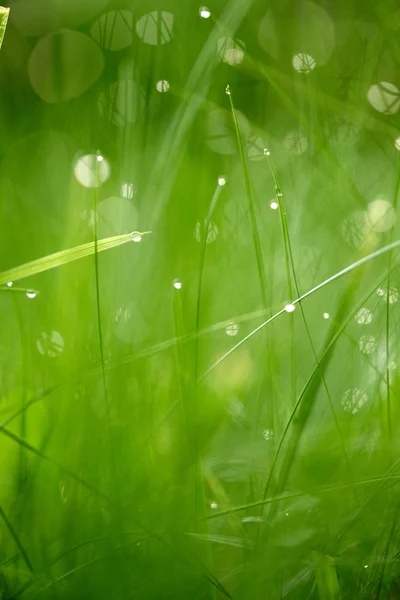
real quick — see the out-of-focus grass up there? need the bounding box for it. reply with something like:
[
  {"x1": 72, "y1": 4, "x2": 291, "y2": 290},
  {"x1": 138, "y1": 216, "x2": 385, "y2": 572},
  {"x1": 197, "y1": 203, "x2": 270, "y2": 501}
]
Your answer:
[{"x1": 1, "y1": 1, "x2": 400, "y2": 599}]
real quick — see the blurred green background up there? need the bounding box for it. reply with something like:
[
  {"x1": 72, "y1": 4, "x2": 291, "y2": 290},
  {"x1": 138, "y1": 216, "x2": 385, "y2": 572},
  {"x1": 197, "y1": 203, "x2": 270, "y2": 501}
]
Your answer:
[{"x1": 1, "y1": 0, "x2": 400, "y2": 598}]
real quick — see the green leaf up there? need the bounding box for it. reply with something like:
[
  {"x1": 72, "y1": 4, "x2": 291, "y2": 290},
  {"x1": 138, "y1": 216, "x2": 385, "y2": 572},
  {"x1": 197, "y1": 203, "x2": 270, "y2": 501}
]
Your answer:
[
  {"x1": 0, "y1": 7, "x2": 9, "y2": 50},
  {"x1": 0, "y1": 231, "x2": 151, "y2": 286},
  {"x1": 313, "y1": 552, "x2": 341, "y2": 600}
]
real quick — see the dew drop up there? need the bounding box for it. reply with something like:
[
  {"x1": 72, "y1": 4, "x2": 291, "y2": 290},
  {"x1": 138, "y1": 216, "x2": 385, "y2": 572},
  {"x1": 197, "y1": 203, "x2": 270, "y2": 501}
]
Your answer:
[
  {"x1": 270, "y1": 201, "x2": 279, "y2": 210},
  {"x1": 26, "y1": 290, "x2": 37, "y2": 299},
  {"x1": 173, "y1": 279, "x2": 182, "y2": 290},
  {"x1": 284, "y1": 303, "x2": 295, "y2": 313},
  {"x1": 199, "y1": 6, "x2": 211, "y2": 18},
  {"x1": 6, "y1": 282, "x2": 12, "y2": 287},
  {"x1": 218, "y1": 176, "x2": 226, "y2": 186},
  {"x1": 225, "y1": 84, "x2": 231, "y2": 95},
  {"x1": 264, "y1": 148, "x2": 270, "y2": 156},
  {"x1": 323, "y1": 312, "x2": 330, "y2": 319}
]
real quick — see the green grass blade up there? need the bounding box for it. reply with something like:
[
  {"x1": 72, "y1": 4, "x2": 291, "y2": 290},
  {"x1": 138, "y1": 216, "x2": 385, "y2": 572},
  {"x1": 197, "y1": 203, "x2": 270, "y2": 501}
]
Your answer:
[
  {"x1": 0, "y1": 7, "x2": 9, "y2": 50},
  {"x1": 0, "y1": 231, "x2": 151, "y2": 286},
  {"x1": 313, "y1": 552, "x2": 341, "y2": 600}
]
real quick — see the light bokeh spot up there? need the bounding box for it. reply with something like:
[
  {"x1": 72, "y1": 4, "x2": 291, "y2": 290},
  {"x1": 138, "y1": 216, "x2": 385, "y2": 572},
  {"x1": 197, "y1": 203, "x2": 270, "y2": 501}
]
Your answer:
[
  {"x1": 37, "y1": 331, "x2": 64, "y2": 357},
  {"x1": 136, "y1": 11, "x2": 174, "y2": 45},
  {"x1": 359, "y1": 335, "x2": 377, "y2": 355},
  {"x1": 218, "y1": 37, "x2": 245, "y2": 65},
  {"x1": 28, "y1": 31, "x2": 104, "y2": 103},
  {"x1": 74, "y1": 154, "x2": 111, "y2": 188},
  {"x1": 355, "y1": 308, "x2": 373, "y2": 325},
  {"x1": 367, "y1": 82, "x2": 400, "y2": 115},
  {"x1": 292, "y1": 53, "x2": 316, "y2": 73},
  {"x1": 91, "y1": 11, "x2": 133, "y2": 51},
  {"x1": 156, "y1": 80, "x2": 170, "y2": 93},
  {"x1": 342, "y1": 388, "x2": 368, "y2": 414},
  {"x1": 283, "y1": 131, "x2": 308, "y2": 155},
  {"x1": 367, "y1": 199, "x2": 396, "y2": 232}
]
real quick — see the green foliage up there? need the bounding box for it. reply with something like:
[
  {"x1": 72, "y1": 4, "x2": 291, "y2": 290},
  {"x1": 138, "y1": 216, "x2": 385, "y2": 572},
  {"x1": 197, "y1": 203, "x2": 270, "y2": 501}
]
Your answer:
[{"x1": 1, "y1": 1, "x2": 400, "y2": 599}]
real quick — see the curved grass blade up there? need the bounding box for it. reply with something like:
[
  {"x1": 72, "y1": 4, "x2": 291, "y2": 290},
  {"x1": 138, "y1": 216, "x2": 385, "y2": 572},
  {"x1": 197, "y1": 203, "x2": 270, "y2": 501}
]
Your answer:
[
  {"x1": 0, "y1": 7, "x2": 9, "y2": 50},
  {"x1": 227, "y1": 85, "x2": 268, "y2": 308},
  {"x1": 200, "y1": 240, "x2": 400, "y2": 381},
  {"x1": 0, "y1": 231, "x2": 151, "y2": 286},
  {"x1": 0, "y1": 504, "x2": 33, "y2": 575}
]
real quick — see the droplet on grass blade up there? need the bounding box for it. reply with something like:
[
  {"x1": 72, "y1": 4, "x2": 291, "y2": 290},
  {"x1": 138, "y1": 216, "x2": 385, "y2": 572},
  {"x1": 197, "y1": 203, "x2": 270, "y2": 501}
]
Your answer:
[
  {"x1": 270, "y1": 201, "x2": 279, "y2": 210},
  {"x1": 284, "y1": 303, "x2": 296, "y2": 313},
  {"x1": 26, "y1": 290, "x2": 37, "y2": 299},
  {"x1": 199, "y1": 7, "x2": 211, "y2": 19},
  {"x1": 173, "y1": 279, "x2": 182, "y2": 290}
]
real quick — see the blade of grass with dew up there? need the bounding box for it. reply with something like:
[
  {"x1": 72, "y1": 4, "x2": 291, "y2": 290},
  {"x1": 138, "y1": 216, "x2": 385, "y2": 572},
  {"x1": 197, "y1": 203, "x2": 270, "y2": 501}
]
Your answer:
[
  {"x1": 263, "y1": 152, "x2": 360, "y2": 509},
  {"x1": 0, "y1": 232, "x2": 151, "y2": 286}
]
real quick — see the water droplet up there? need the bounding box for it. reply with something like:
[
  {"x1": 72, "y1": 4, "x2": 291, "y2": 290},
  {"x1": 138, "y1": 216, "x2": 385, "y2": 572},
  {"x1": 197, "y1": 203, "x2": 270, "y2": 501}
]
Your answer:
[
  {"x1": 264, "y1": 148, "x2": 270, "y2": 156},
  {"x1": 210, "y1": 501, "x2": 218, "y2": 509},
  {"x1": 6, "y1": 282, "x2": 12, "y2": 287},
  {"x1": 276, "y1": 187, "x2": 283, "y2": 197},
  {"x1": 323, "y1": 312, "x2": 330, "y2": 319},
  {"x1": 173, "y1": 279, "x2": 182, "y2": 290},
  {"x1": 26, "y1": 290, "x2": 37, "y2": 299},
  {"x1": 97, "y1": 154, "x2": 104, "y2": 162},
  {"x1": 199, "y1": 6, "x2": 211, "y2": 18},
  {"x1": 285, "y1": 510, "x2": 289, "y2": 516},
  {"x1": 364, "y1": 564, "x2": 368, "y2": 569},
  {"x1": 284, "y1": 303, "x2": 295, "y2": 313},
  {"x1": 225, "y1": 84, "x2": 231, "y2": 95},
  {"x1": 130, "y1": 232, "x2": 142, "y2": 242},
  {"x1": 218, "y1": 176, "x2": 226, "y2": 186},
  {"x1": 270, "y1": 201, "x2": 279, "y2": 210}
]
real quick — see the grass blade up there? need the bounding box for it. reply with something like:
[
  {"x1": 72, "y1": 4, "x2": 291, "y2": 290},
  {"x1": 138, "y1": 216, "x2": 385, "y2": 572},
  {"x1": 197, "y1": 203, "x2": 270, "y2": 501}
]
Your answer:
[
  {"x1": 0, "y1": 231, "x2": 151, "y2": 286},
  {"x1": 0, "y1": 7, "x2": 9, "y2": 50}
]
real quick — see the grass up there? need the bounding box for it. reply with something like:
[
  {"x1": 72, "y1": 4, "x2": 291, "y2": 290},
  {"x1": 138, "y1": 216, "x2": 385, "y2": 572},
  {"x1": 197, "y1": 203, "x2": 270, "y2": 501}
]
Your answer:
[{"x1": 1, "y1": 1, "x2": 400, "y2": 599}]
